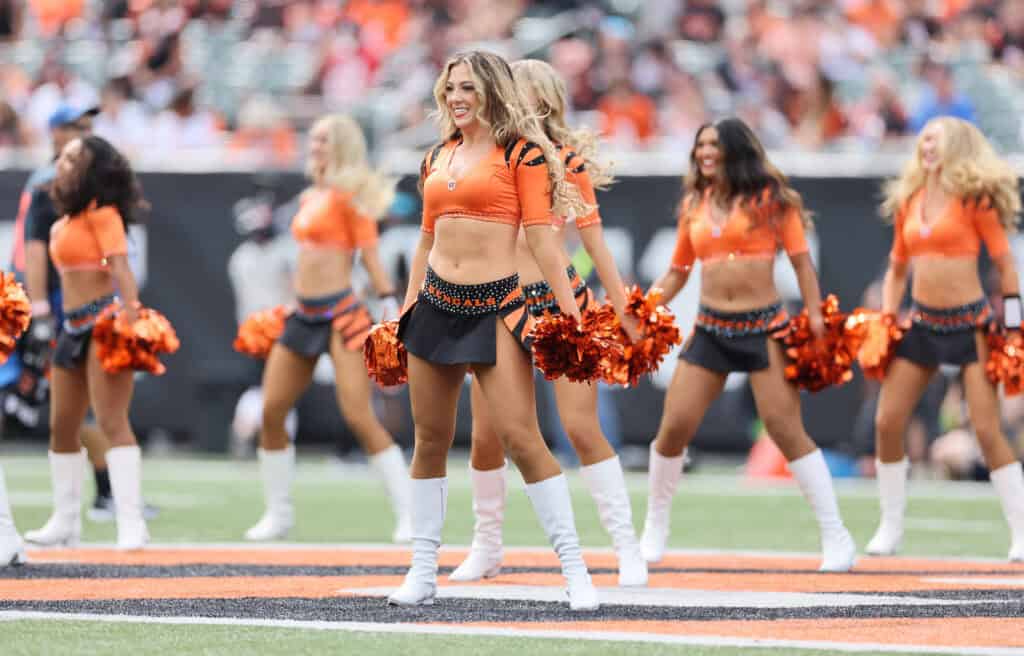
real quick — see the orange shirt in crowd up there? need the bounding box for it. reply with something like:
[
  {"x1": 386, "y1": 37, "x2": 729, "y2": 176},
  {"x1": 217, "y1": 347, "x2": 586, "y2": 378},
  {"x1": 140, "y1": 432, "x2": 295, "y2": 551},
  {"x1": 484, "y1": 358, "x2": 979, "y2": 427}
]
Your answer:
[
  {"x1": 344, "y1": 0, "x2": 410, "y2": 52},
  {"x1": 29, "y1": 0, "x2": 84, "y2": 35},
  {"x1": 598, "y1": 92, "x2": 656, "y2": 144},
  {"x1": 845, "y1": 0, "x2": 902, "y2": 46}
]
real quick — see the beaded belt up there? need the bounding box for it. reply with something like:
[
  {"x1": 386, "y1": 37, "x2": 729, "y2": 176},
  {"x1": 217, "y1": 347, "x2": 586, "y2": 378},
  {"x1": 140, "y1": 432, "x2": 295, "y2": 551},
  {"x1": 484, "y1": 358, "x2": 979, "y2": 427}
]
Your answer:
[
  {"x1": 910, "y1": 299, "x2": 991, "y2": 334},
  {"x1": 64, "y1": 294, "x2": 118, "y2": 335},
  {"x1": 419, "y1": 266, "x2": 522, "y2": 317},
  {"x1": 696, "y1": 302, "x2": 790, "y2": 338},
  {"x1": 296, "y1": 289, "x2": 360, "y2": 322},
  {"x1": 523, "y1": 265, "x2": 588, "y2": 315}
]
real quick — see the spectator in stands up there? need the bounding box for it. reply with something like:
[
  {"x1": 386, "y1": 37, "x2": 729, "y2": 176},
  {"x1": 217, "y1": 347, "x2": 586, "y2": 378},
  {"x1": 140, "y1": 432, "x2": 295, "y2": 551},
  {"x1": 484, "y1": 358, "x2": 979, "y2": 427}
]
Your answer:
[
  {"x1": 910, "y1": 59, "x2": 976, "y2": 132},
  {"x1": 851, "y1": 70, "x2": 910, "y2": 141},
  {"x1": 24, "y1": 57, "x2": 99, "y2": 136},
  {"x1": 151, "y1": 85, "x2": 222, "y2": 152},
  {"x1": 138, "y1": 33, "x2": 183, "y2": 111},
  {"x1": 598, "y1": 78, "x2": 656, "y2": 147},
  {"x1": 229, "y1": 95, "x2": 297, "y2": 166},
  {"x1": 677, "y1": 0, "x2": 726, "y2": 43},
  {"x1": 658, "y1": 70, "x2": 707, "y2": 150},
  {"x1": 93, "y1": 77, "x2": 150, "y2": 157},
  {"x1": 846, "y1": 0, "x2": 903, "y2": 48},
  {"x1": 788, "y1": 70, "x2": 849, "y2": 150},
  {"x1": 27, "y1": 0, "x2": 84, "y2": 36},
  {"x1": 0, "y1": 100, "x2": 34, "y2": 147}
]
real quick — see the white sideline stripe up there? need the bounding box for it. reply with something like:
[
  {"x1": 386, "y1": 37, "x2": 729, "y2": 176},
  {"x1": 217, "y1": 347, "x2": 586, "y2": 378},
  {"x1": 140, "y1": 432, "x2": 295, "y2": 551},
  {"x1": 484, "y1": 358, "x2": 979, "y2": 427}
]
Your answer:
[
  {"x1": 923, "y1": 577, "x2": 1024, "y2": 586},
  {"x1": 22, "y1": 541, "x2": 1013, "y2": 564},
  {"x1": 0, "y1": 612, "x2": 1020, "y2": 655}
]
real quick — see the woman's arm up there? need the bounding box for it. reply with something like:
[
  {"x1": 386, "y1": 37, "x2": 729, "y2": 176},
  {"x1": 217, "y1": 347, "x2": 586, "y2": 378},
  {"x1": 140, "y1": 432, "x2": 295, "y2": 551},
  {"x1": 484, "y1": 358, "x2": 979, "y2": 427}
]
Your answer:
[
  {"x1": 403, "y1": 231, "x2": 433, "y2": 312},
  {"x1": 526, "y1": 225, "x2": 582, "y2": 321},
  {"x1": 993, "y1": 253, "x2": 1022, "y2": 329},
  {"x1": 108, "y1": 254, "x2": 140, "y2": 323},
  {"x1": 880, "y1": 259, "x2": 909, "y2": 316},
  {"x1": 578, "y1": 224, "x2": 639, "y2": 339},
  {"x1": 650, "y1": 268, "x2": 690, "y2": 305},
  {"x1": 361, "y1": 245, "x2": 400, "y2": 320},
  {"x1": 789, "y1": 252, "x2": 824, "y2": 337}
]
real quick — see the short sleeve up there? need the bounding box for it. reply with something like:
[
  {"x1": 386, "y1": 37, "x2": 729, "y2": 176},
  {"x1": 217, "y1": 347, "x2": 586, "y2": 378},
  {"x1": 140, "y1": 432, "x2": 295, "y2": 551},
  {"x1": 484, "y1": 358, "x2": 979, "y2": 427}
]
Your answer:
[
  {"x1": 347, "y1": 206, "x2": 379, "y2": 248},
  {"x1": 512, "y1": 140, "x2": 554, "y2": 227},
  {"x1": 419, "y1": 145, "x2": 443, "y2": 234},
  {"x1": 567, "y1": 154, "x2": 600, "y2": 228},
  {"x1": 27, "y1": 187, "x2": 58, "y2": 243},
  {"x1": 779, "y1": 205, "x2": 809, "y2": 256},
  {"x1": 670, "y1": 210, "x2": 696, "y2": 271},
  {"x1": 88, "y1": 206, "x2": 128, "y2": 257},
  {"x1": 889, "y1": 204, "x2": 909, "y2": 263},
  {"x1": 972, "y1": 196, "x2": 1010, "y2": 259}
]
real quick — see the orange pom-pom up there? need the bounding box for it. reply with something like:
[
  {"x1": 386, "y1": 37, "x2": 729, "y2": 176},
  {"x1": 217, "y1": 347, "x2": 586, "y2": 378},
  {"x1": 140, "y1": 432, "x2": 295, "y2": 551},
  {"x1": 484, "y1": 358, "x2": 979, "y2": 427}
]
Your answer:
[
  {"x1": 780, "y1": 294, "x2": 857, "y2": 393},
  {"x1": 92, "y1": 304, "x2": 180, "y2": 375},
  {"x1": 0, "y1": 273, "x2": 31, "y2": 365},
  {"x1": 530, "y1": 312, "x2": 622, "y2": 383},
  {"x1": 986, "y1": 330, "x2": 1024, "y2": 396},
  {"x1": 234, "y1": 306, "x2": 288, "y2": 359},
  {"x1": 845, "y1": 309, "x2": 904, "y2": 381},
  {"x1": 364, "y1": 320, "x2": 407, "y2": 387}
]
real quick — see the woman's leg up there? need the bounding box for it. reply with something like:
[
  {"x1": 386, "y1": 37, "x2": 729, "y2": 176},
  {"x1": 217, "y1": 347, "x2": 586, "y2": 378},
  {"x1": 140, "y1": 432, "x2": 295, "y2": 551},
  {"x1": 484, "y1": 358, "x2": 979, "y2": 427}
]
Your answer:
[
  {"x1": 474, "y1": 325, "x2": 598, "y2": 610},
  {"x1": 868, "y1": 357, "x2": 935, "y2": 555},
  {"x1": 642, "y1": 360, "x2": 727, "y2": 563},
  {"x1": 554, "y1": 379, "x2": 646, "y2": 586},
  {"x1": 748, "y1": 340, "x2": 855, "y2": 572},
  {"x1": 449, "y1": 377, "x2": 508, "y2": 582},
  {"x1": 963, "y1": 333, "x2": 1024, "y2": 561},
  {"x1": 0, "y1": 463, "x2": 26, "y2": 565},
  {"x1": 388, "y1": 353, "x2": 466, "y2": 606},
  {"x1": 330, "y1": 336, "x2": 411, "y2": 542},
  {"x1": 245, "y1": 343, "x2": 316, "y2": 540},
  {"x1": 85, "y1": 344, "x2": 147, "y2": 549},
  {"x1": 25, "y1": 365, "x2": 89, "y2": 546}
]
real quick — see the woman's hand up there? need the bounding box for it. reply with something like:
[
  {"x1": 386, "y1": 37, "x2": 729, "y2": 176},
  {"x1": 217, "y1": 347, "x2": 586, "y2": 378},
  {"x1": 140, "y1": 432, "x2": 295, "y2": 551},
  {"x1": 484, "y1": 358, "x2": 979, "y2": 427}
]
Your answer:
[
  {"x1": 117, "y1": 302, "x2": 140, "y2": 330},
  {"x1": 619, "y1": 311, "x2": 642, "y2": 343}
]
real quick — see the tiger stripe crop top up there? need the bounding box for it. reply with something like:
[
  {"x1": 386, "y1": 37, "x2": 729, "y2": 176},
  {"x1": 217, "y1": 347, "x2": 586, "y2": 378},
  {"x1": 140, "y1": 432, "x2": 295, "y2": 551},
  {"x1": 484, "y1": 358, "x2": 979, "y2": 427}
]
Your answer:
[
  {"x1": 562, "y1": 146, "x2": 600, "y2": 229},
  {"x1": 889, "y1": 190, "x2": 1009, "y2": 263},
  {"x1": 419, "y1": 137, "x2": 554, "y2": 232},
  {"x1": 290, "y1": 187, "x2": 378, "y2": 250},
  {"x1": 49, "y1": 205, "x2": 128, "y2": 273},
  {"x1": 670, "y1": 189, "x2": 808, "y2": 271}
]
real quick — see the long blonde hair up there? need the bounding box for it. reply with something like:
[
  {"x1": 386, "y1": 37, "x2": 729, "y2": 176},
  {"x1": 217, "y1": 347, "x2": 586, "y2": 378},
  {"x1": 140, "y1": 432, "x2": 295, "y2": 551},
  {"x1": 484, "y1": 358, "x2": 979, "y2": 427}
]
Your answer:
[
  {"x1": 511, "y1": 59, "x2": 614, "y2": 189},
  {"x1": 882, "y1": 117, "x2": 1020, "y2": 228},
  {"x1": 430, "y1": 50, "x2": 587, "y2": 218},
  {"x1": 307, "y1": 114, "x2": 396, "y2": 220}
]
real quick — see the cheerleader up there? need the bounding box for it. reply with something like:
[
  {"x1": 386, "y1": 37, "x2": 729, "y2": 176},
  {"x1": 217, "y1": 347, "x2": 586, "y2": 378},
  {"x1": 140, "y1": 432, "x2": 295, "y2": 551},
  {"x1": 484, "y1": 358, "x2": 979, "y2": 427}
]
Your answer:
[
  {"x1": 389, "y1": 51, "x2": 598, "y2": 610},
  {"x1": 868, "y1": 117, "x2": 1024, "y2": 560},
  {"x1": 25, "y1": 136, "x2": 151, "y2": 549},
  {"x1": 449, "y1": 59, "x2": 646, "y2": 587},
  {"x1": 642, "y1": 118, "x2": 856, "y2": 571},
  {"x1": 243, "y1": 114, "x2": 411, "y2": 543}
]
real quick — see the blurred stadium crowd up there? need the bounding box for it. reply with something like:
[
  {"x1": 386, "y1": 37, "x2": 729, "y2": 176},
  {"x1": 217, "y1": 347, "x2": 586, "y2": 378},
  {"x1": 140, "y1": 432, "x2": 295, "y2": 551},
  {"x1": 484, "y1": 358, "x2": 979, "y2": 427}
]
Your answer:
[{"x1": 1, "y1": 0, "x2": 1024, "y2": 170}]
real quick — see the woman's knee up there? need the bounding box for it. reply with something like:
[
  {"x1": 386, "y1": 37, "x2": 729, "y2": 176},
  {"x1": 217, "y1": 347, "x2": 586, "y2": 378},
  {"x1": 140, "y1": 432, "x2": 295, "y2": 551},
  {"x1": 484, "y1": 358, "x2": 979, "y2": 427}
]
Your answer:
[
  {"x1": 874, "y1": 404, "x2": 908, "y2": 442},
  {"x1": 761, "y1": 411, "x2": 803, "y2": 446},
  {"x1": 498, "y1": 424, "x2": 548, "y2": 464},
  {"x1": 94, "y1": 413, "x2": 133, "y2": 446}
]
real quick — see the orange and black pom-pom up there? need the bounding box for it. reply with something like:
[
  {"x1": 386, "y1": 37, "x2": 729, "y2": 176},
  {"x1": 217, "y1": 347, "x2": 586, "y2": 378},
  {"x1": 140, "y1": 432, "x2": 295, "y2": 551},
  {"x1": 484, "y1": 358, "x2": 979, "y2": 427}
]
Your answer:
[
  {"x1": 986, "y1": 330, "x2": 1024, "y2": 396},
  {"x1": 93, "y1": 304, "x2": 180, "y2": 375},
  {"x1": 781, "y1": 294, "x2": 857, "y2": 393},
  {"x1": 0, "y1": 273, "x2": 31, "y2": 365},
  {"x1": 844, "y1": 309, "x2": 903, "y2": 381},
  {"x1": 233, "y1": 305, "x2": 288, "y2": 359},
  {"x1": 530, "y1": 312, "x2": 621, "y2": 383},
  {"x1": 616, "y1": 286, "x2": 683, "y2": 386},
  {"x1": 364, "y1": 320, "x2": 408, "y2": 387}
]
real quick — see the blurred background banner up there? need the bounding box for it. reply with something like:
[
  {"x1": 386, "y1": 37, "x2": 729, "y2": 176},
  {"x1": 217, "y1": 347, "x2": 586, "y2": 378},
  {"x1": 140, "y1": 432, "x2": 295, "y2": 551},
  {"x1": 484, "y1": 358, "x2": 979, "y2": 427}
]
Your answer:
[{"x1": 1, "y1": 0, "x2": 1023, "y2": 471}]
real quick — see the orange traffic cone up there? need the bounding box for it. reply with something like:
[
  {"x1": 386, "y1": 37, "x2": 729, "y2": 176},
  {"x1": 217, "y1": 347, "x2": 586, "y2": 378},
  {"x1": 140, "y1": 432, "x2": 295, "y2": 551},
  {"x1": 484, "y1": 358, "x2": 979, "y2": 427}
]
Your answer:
[{"x1": 745, "y1": 434, "x2": 792, "y2": 480}]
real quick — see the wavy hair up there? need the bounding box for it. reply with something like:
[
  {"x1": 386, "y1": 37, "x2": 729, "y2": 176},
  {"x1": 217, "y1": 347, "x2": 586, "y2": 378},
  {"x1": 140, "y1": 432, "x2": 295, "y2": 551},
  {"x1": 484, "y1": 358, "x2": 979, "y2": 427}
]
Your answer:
[
  {"x1": 511, "y1": 59, "x2": 614, "y2": 189},
  {"x1": 679, "y1": 118, "x2": 808, "y2": 228},
  {"x1": 51, "y1": 135, "x2": 144, "y2": 225},
  {"x1": 431, "y1": 50, "x2": 587, "y2": 218},
  {"x1": 881, "y1": 117, "x2": 1020, "y2": 228},
  {"x1": 307, "y1": 114, "x2": 396, "y2": 220}
]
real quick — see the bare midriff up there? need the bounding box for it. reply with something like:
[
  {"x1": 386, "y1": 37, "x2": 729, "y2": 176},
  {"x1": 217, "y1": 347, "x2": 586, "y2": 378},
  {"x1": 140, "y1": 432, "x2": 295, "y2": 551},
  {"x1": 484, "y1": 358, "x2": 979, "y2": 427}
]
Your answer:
[
  {"x1": 907, "y1": 256, "x2": 985, "y2": 307},
  {"x1": 698, "y1": 256, "x2": 782, "y2": 312},
  {"x1": 294, "y1": 246, "x2": 354, "y2": 298},
  {"x1": 429, "y1": 216, "x2": 519, "y2": 284},
  {"x1": 61, "y1": 270, "x2": 117, "y2": 310}
]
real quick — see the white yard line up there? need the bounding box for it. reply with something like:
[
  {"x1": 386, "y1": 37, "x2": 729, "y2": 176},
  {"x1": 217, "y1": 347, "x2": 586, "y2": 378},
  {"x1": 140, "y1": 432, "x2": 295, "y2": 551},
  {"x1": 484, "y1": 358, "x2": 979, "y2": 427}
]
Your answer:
[{"x1": 0, "y1": 611, "x2": 1020, "y2": 655}]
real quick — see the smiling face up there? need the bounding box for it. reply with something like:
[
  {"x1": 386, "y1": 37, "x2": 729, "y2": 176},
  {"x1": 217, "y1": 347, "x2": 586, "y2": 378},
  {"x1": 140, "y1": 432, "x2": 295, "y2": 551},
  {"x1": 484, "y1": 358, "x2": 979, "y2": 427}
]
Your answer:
[
  {"x1": 918, "y1": 121, "x2": 944, "y2": 174},
  {"x1": 693, "y1": 125, "x2": 721, "y2": 182},
  {"x1": 444, "y1": 62, "x2": 482, "y2": 132}
]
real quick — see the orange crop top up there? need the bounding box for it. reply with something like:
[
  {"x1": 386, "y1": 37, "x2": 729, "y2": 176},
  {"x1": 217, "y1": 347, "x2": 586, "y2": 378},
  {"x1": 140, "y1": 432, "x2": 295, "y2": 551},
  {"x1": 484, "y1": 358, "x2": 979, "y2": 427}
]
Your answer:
[
  {"x1": 889, "y1": 190, "x2": 1009, "y2": 263},
  {"x1": 49, "y1": 205, "x2": 128, "y2": 273},
  {"x1": 562, "y1": 146, "x2": 600, "y2": 229},
  {"x1": 419, "y1": 137, "x2": 554, "y2": 232},
  {"x1": 290, "y1": 188, "x2": 378, "y2": 250},
  {"x1": 670, "y1": 189, "x2": 808, "y2": 271}
]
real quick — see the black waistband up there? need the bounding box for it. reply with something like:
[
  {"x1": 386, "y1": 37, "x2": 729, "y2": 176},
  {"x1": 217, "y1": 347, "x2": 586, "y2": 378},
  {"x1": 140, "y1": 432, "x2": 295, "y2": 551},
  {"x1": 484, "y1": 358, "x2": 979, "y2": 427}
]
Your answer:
[
  {"x1": 295, "y1": 289, "x2": 356, "y2": 321},
  {"x1": 64, "y1": 294, "x2": 118, "y2": 334},
  {"x1": 696, "y1": 302, "x2": 789, "y2": 338},
  {"x1": 910, "y1": 298, "x2": 990, "y2": 334},
  {"x1": 522, "y1": 265, "x2": 586, "y2": 313},
  {"x1": 419, "y1": 266, "x2": 521, "y2": 317}
]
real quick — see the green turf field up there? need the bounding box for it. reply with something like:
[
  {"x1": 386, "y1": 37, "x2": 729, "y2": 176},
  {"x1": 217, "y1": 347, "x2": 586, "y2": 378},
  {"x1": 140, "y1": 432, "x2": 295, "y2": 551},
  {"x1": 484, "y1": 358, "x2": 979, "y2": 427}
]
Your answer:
[{"x1": 2, "y1": 453, "x2": 1017, "y2": 655}]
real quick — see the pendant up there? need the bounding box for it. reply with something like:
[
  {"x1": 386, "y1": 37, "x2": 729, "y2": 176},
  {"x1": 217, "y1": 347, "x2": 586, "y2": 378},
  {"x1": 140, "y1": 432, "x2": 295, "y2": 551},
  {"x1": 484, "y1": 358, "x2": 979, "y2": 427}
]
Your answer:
[
  {"x1": 447, "y1": 179, "x2": 456, "y2": 191},
  {"x1": 711, "y1": 225, "x2": 722, "y2": 238},
  {"x1": 920, "y1": 225, "x2": 931, "y2": 237}
]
